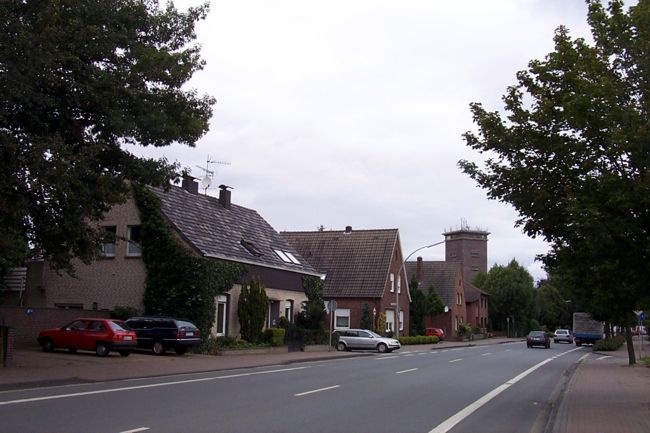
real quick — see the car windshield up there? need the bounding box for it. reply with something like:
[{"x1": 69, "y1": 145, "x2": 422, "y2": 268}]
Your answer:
[
  {"x1": 109, "y1": 320, "x2": 131, "y2": 332},
  {"x1": 529, "y1": 331, "x2": 545, "y2": 337},
  {"x1": 556, "y1": 330, "x2": 568, "y2": 334}
]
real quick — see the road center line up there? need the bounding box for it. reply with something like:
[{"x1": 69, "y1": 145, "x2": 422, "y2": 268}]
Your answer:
[
  {"x1": 396, "y1": 368, "x2": 418, "y2": 374},
  {"x1": 481, "y1": 353, "x2": 492, "y2": 356},
  {"x1": 0, "y1": 366, "x2": 309, "y2": 406},
  {"x1": 294, "y1": 385, "x2": 340, "y2": 397},
  {"x1": 119, "y1": 428, "x2": 150, "y2": 433},
  {"x1": 429, "y1": 347, "x2": 584, "y2": 433},
  {"x1": 448, "y1": 358, "x2": 463, "y2": 363}
]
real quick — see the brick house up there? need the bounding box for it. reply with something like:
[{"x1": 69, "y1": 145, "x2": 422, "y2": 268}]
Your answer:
[
  {"x1": 282, "y1": 227, "x2": 410, "y2": 336},
  {"x1": 10, "y1": 178, "x2": 321, "y2": 338},
  {"x1": 405, "y1": 226, "x2": 489, "y2": 337}
]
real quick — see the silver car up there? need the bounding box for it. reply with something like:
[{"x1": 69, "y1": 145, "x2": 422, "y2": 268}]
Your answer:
[
  {"x1": 554, "y1": 329, "x2": 573, "y2": 344},
  {"x1": 335, "y1": 329, "x2": 401, "y2": 353}
]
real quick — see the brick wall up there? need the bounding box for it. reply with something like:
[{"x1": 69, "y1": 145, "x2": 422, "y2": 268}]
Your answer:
[{"x1": 0, "y1": 306, "x2": 110, "y2": 347}]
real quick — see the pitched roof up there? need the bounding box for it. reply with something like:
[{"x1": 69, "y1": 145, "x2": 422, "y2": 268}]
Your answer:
[
  {"x1": 405, "y1": 261, "x2": 460, "y2": 307},
  {"x1": 149, "y1": 185, "x2": 319, "y2": 276},
  {"x1": 281, "y1": 229, "x2": 399, "y2": 298},
  {"x1": 464, "y1": 282, "x2": 489, "y2": 302}
]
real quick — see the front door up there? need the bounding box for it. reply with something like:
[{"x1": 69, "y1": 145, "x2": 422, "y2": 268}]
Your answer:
[{"x1": 268, "y1": 300, "x2": 280, "y2": 328}]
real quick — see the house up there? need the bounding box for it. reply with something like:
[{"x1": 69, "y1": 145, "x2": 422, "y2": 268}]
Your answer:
[
  {"x1": 282, "y1": 226, "x2": 410, "y2": 336},
  {"x1": 13, "y1": 178, "x2": 321, "y2": 338},
  {"x1": 405, "y1": 226, "x2": 489, "y2": 337}
]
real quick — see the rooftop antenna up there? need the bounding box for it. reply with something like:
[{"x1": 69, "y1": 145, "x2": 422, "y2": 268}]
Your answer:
[{"x1": 195, "y1": 155, "x2": 231, "y2": 195}]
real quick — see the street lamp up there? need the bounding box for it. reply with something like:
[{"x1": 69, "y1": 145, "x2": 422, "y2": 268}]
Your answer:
[{"x1": 395, "y1": 240, "x2": 445, "y2": 337}]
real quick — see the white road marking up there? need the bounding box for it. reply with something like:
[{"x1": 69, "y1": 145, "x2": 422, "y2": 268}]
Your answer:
[
  {"x1": 450, "y1": 348, "x2": 464, "y2": 351},
  {"x1": 396, "y1": 368, "x2": 418, "y2": 374},
  {"x1": 481, "y1": 353, "x2": 493, "y2": 356},
  {"x1": 376, "y1": 355, "x2": 399, "y2": 360},
  {"x1": 0, "y1": 366, "x2": 309, "y2": 406},
  {"x1": 429, "y1": 346, "x2": 584, "y2": 433},
  {"x1": 404, "y1": 354, "x2": 414, "y2": 357},
  {"x1": 448, "y1": 359, "x2": 463, "y2": 363},
  {"x1": 596, "y1": 355, "x2": 612, "y2": 361},
  {"x1": 431, "y1": 351, "x2": 439, "y2": 354},
  {"x1": 294, "y1": 385, "x2": 340, "y2": 397},
  {"x1": 119, "y1": 428, "x2": 150, "y2": 433}
]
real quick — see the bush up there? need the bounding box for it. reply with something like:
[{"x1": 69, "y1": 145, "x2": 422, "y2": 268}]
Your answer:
[
  {"x1": 457, "y1": 323, "x2": 471, "y2": 338},
  {"x1": 111, "y1": 306, "x2": 139, "y2": 321},
  {"x1": 264, "y1": 328, "x2": 286, "y2": 347},
  {"x1": 398, "y1": 335, "x2": 439, "y2": 345},
  {"x1": 199, "y1": 336, "x2": 271, "y2": 354},
  {"x1": 640, "y1": 356, "x2": 650, "y2": 368},
  {"x1": 592, "y1": 336, "x2": 625, "y2": 351}
]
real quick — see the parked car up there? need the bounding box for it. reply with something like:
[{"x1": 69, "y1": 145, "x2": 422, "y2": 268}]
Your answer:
[
  {"x1": 425, "y1": 327, "x2": 445, "y2": 340},
  {"x1": 554, "y1": 329, "x2": 573, "y2": 344},
  {"x1": 37, "y1": 318, "x2": 137, "y2": 357},
  {"x1": 125, "y1": 316, "x2": 201, "y2": 355},
  {"x1": 527, "y1": 330, "x2": 551, "y2": 349},
  {"x1": 334, "y1": 329, "x2": 401, "y2": 353}
]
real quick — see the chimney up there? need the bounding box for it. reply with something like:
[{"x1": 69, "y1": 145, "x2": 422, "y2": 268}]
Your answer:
[
  {"x1": 182, "y1": 176, "x2": 199, "y2": 195},
  {"x1": 416, "y1": 256, "x2": 424, "y2": 282},
  {"x1": 344, "y1": 225, "x2": 352, "y2": 234},
  {"x1": 219, "y1": 184, "x2": 232, "y2": 209}
]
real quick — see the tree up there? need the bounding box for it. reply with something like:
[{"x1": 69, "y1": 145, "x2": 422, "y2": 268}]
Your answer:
[
  {"x1": 238, "y1": 278, "x2": 269, "y2": 343},
  {"x1": 425, "y1": 286, "x2": 445, "y2": 317},
  {"x1": 360, "y1": 303, "x2": 373, "y2": 331},
  {"x1": 459, "y1": 0, "x2": 650, "y2": 364},
  {"x1": 474, "y1": 260, "x2": 535, "y2": 336},
  {"x1": 535, "y1": 281, "x2": 570, "y2": 330},
  {"x1": 295, "y1": 276, "x2": 327, "y2": 343},
  {"x1": 409, "y1": 276, "x2": 427, "y2": 336},
  {"x1": 0, "y1": 1, "x2": 214, "y2": 277}
]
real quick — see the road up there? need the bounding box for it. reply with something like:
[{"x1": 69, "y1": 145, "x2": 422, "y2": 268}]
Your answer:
[{"x1": 0, "y1": 342, "x2": 589, "y2": 433}]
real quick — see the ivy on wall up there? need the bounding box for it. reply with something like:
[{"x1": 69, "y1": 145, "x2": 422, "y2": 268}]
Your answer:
[{"x1": 133, "y1": 185, "x2": 245, "y2": 337}]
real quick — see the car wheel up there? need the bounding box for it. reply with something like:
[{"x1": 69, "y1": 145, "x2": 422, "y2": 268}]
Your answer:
[
  {"x1": 337, "y1": 342, "x2": 346, "y2": 352},
  {"x1": 68, "y1": 348, "x2": 78, "y2": 353},
  {"x1": 152, "y1": 341, "x2": 166, "y2": 355},
  {"x1": 554, "y1": 339, "x2": 558, "y2": 343},
  {"x1": 119, "y1": 350, "x2": 131, "y2": 357},
  {"x1": 96, "y1": 342, "x2": 110, "y2": 357},
  {"x1": 174, "y1": 347, "x2": 187, "y2": 355},
  {"x1": 41, "y1": 338, "x2": 54, "y2": 352},
  {"x1": 377, "y1": 343, "x2": 388, "y2": 353},
  {"x1": 527, "y1": 344, "x2": 531, "y2": 348}
]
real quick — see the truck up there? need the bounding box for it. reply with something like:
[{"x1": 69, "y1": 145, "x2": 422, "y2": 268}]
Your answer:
[{"x1": 572, "y1": 312, "x2": 604, "y2": 346}]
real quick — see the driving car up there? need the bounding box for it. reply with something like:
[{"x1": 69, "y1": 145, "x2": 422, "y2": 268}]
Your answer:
[
  {"x1": 527, "y1": 330, "x2": 551, "y2": 349},
  {"x1": 334, "y1": 329, "x2": 401, "y2": 353},
  {"x1": 125, "y1": 316, "x2": 201, "y2": 355},
  {"x1": 37, "y1": 318, "x2": 137, "y2": 357},
  {"x1": 554, "y1": 329, "x2": 573, "y2": 344},
  {"x1": 425, "y1": 327, "x2": 445, "y2": 340}
]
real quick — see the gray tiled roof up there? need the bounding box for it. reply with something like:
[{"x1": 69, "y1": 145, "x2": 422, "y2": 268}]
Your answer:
[
  {"x1": 405, "y1": 261, "x2": 460, "y2": 307},
  {"x1": 465, "y1": 282, "x2": 489, "y2": 302},
  {"x1": 281, "y1": 229, "x2": 399, "y2": 298},
  {"x1": 149, "y1": 185, "x2": 319, "y2": 276}
]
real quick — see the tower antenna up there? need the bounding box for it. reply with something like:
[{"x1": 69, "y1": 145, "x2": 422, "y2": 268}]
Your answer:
[{"x1": 195, "y1": 155, "x2": 231, "y2": 194}]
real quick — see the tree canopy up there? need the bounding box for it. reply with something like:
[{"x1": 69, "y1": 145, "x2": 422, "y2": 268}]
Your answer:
[
  {"x1": 0, "y1": 0, "x2": 214, "y2": 277},
  {"x1": 459, "y1": 0, "x2": 649, "y2": 352}
]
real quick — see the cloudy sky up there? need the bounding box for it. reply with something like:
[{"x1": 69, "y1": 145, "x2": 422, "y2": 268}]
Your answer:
[{"x1": 129, "y1": 0, "x2": 605, "y2": 282}]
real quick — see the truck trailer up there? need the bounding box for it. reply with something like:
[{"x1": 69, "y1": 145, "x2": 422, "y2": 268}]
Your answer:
[{"x1": 573, "y1": 312, "x2": 604, "y2": 346}]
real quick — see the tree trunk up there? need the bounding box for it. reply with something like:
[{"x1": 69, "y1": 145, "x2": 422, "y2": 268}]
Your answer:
[{"x1": 624, "y1": 326, "x2": 636, "y2": 366}]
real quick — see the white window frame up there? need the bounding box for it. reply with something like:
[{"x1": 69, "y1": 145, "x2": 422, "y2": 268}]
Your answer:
[
  {"x1": 215, "y1": 295, "x2": 227, "y2": 336},
  {"x1": 334, "y1": 308, "x2": 350, "y2": 329},
  {"x1": 397, "y1": 274, "x2": 401, "y2": 294},
  {"x1": 101, "y1": 226, "x2": 116, "y2": 257},
  {"x1": 399, "y1": 310, "x2": 404, "y2": 331},
  {"x1": 386, "y1": 309, "x2": 395, "y2": 333},
  {"x1": 126, "y1": 225, "x2": 142, "y2": 257},
  {"x1": 390, "y1": 273, "x2": 395, "y2": 293},
  {"x1": 284, "y1": 300, "x2": 293, "y2": 323}
]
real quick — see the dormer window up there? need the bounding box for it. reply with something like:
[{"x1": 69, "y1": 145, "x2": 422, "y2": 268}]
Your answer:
[{"x1": 241, "y1": 239, "x2": 263, "y2": 257}]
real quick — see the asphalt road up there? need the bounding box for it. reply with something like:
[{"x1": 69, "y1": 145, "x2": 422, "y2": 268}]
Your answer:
[{"x1": 0, "y1": 342, "x2": 589, "y2": 433}]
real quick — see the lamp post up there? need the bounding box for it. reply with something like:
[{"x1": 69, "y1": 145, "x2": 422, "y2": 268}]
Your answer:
[{"x1": 395, "y1": 240, "x2": 445, "y2": 337}]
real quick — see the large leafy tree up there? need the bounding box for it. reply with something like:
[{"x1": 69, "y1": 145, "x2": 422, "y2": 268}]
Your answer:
[
  {"x1": 459, "y1": 0, "x2": 650, "y2": 363},
  {"x1": 474, "y1": 260, "x2": 535, "y2": 336},
  {"x1": 0, "y1": 0, "x2": 214, "y2": 277}
]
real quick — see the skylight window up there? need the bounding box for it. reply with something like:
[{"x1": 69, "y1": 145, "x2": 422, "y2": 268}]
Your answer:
[
  {"x1": 285, "y1": 252, "x2": 301, "y2": 264},
  {"x1": 241, "y1": 239, "x2": 263, "y2": 257},
  {"x1": 274, "y1": 250, "x2": 291, "y2": 263}
]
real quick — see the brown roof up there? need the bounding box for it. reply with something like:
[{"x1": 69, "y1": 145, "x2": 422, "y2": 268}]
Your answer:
[
  {"x1": 464, "y1": 282, "x2": 489, "y2": 302},
  {"x1": 405, "y1": 261, "x2": 460, "y2": 307},
  {"x1": 149, "y1": 185, "x2": 319, "y2": 276},
  {"x1": 281, "y1": 229, "x2": 400, "y2": 298}
]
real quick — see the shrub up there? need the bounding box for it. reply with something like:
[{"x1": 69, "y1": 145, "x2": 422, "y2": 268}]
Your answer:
[
  {"x1": 592, "y1": 336, "x2": 625, "y2": 351},
  {"x1": 111, "y1": 306, "x2": 139, "y2": 321},
  {"x1": 640, "y1": 356, "x2": 650, "y2": 368},
  {"x1": 398, "y1": 335, "x2": 439, "y2": 345},
  {"x1": 264, "y1": 328, "x2": 286, "y2": 347},
  {"x1": 457, "y1": 323, "x2": 471, "y2": 338}
]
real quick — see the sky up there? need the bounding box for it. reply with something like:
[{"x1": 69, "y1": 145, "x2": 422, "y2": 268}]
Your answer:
[{"x1": 128, "y1": 0, "x2": 603, "y2": 282}]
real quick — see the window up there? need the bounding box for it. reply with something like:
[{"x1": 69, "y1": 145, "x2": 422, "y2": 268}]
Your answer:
[
  {"x1": 101, "y1": 226, "x2": 116, "y2": 257},
  {"x1": 241, "y1": 239, "x2": 263, "y2": 257},
  {"x1": 335, "y1": 308, "x2": 350, "y2": 329},
  {"x1": 470, "y1": 250, "x2": 480, "y2": 258},
  {"x1": 397, "y1": 275, "x2": 401, "y2": 294},
  {"x1": 399, "y1": 310, "x2": 404, "y2": 331},
  {"x1": 274, "y1": 250, "x2": 300, "y2": 264},
  {"x1": 471, "y1": 265, "x2": 480, "y2": 271},
  {"x1": 386, "y1": 310, "x2": 395, "y2": 333},
  {"x1": 390, "y1": 273, "x2": 395, "y2": 293},
  {"x1": 88, "y1": 321, "x2": 106, "y2": 332},
  {"x1": 284, "y1": 300, "x2": 294, "y2": 322},
  {"x1": 127, "y1": 225, "x2": 141, "y2": 256},
  {"x1": 216, "y1": 295, "x2": 227, "y2": 336},
  {"x1": 55, "y1": 303, "x2": 83, "y2": 310},
  {"x1": 285, "y1": 252, "x2": 301, "y2": 264}
]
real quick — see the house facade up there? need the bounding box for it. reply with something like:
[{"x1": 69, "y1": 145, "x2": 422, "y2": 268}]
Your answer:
[
  {"x1": 282, "y1": 226, "x2": 410, "y2": 336},
  {"x1": 14, "y1": 178, "x2": 321, "y2": 338}
]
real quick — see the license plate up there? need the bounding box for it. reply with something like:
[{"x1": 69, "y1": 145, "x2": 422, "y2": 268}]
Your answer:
[
  {"x1": 186, "y1": 332, "x2": 194, "y2": 337},
  {"x1": 124, "y1": 336, "x2": 133, "y2": 341}
]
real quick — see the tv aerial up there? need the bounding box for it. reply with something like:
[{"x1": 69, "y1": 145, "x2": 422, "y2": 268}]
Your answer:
[{"x1": 195, "y1": 156, "x2": 231, "y2": 195}]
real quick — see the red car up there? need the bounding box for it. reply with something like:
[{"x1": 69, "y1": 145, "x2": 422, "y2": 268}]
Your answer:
[
  {"x1": 37, "y1": 318, "x2": 137, "y2": 357},
  {"x1": 425, "y1": 327, "x2": 445, "y2": 340}
]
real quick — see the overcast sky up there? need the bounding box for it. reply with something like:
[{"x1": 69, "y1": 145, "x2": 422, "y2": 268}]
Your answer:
[{"x1": 128, "y1": 1, "x2": 607, "y2": 282}]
